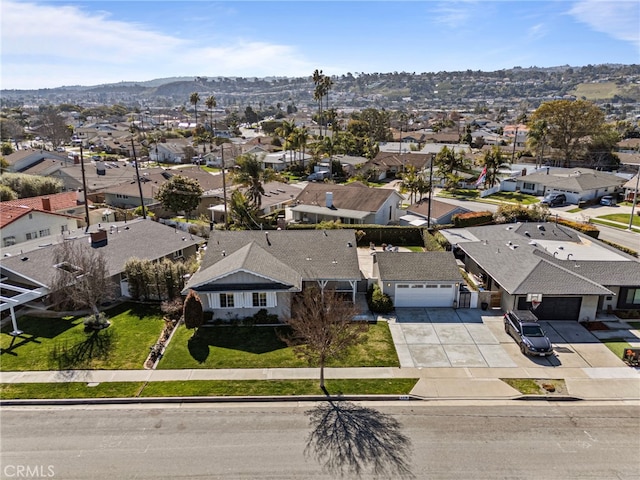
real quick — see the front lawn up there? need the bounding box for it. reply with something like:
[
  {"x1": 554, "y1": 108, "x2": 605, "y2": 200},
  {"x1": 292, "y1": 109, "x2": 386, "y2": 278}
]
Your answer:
[
  {"x1": 596, "y1": 213, "x2": 640, "y2": 227},
  {"x1": 159, "y1": 322, "x2": 399, "y2": 369},
  {"x1": 602, "y1": 338, "x2": 633, "y2": 359},
  {"x1": 484, "y1": 191, "x2": 539, "y2": 205},
  {"x1": 0, "y1": 303, "x2": 165, "y2": 371}
]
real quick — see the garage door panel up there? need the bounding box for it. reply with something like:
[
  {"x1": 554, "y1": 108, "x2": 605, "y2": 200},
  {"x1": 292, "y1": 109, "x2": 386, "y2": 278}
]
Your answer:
[
  {"x1": 395, "y1": 283, "x2": 454, "y2": 307},
  {"x1": 517, "y1": 296, "x2": 582, "y2": 320}
]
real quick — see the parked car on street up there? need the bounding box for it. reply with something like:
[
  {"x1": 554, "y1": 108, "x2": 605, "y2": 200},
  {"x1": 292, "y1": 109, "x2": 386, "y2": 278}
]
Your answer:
[
  {"x1": 541, "y1": 192, "x2": 566, "y2": 207},
  {"x1": 599, "y1": 195, "x2": 616, "y2": 206},
  {"x1": 504, "y1": 310, "x2": 553, "y2": 356}
]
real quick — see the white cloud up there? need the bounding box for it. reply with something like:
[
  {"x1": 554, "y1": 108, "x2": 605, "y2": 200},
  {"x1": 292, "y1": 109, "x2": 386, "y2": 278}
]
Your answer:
[
  {"x1": 432, "y1": 2, "x2": 473, "y2": 28},
  {"x1": 527, "y1": 23, "x2": 547, "y2": 41},
  {"x1": 0, "y1": 1, "x2": 313, "y2": 89},
  {"x1": 568, "y1": 0, "x2": 640, "y2": 48}
]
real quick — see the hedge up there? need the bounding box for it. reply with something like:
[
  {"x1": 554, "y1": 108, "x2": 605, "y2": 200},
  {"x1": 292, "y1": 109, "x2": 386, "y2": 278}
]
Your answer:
[
  {"x1": 452, "y1": 211, "x2": 494, "y2": 228},
  {"x1": 286, "y1": 223, "x2": 425, "y2": 247},
  {"x1": 554, "y1": 218, "x2": 600, "y2": 238}
]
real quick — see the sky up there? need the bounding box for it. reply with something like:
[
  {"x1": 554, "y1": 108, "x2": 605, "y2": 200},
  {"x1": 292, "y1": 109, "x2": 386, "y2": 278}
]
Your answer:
[{"x1": 1, "y1": 0, "x2": 639, "y2": 90}]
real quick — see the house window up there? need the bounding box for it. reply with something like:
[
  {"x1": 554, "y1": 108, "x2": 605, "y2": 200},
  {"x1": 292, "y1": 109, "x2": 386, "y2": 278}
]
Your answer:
[
  {"x1": 220, "y1": 293, "x2": 234, "y2": 308},
  {"x1": 618, "y1": 288, "x2": 640, "y2": 309},
  {"x1": 252, "y1": 292, "x2": 267, "y2": 307},
  {"x1": 39, "y1": 228, "x2": 50, "y2": 237},
  {"x1": 25, "y1": 232, "x2": 37, "y2": 240},
  {"x1": 173, "y1": 249, "x2": 184, "y2": 259},
  {"x1": 3, "y1": 236, "x2": 16, "y2": 247},
  {"x1": 523, "y1": 182, "x2": 535, "y2": 190}
]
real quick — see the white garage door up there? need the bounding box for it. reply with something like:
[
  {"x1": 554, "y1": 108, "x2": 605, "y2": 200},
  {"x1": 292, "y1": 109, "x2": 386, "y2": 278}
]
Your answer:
[{"x1": 394, "y1": 283, "x2": 455, "y2": 307}]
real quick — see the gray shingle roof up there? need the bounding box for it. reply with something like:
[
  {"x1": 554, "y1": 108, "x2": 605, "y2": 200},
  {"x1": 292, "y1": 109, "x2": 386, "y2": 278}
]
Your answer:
[
  {"x1": 522, "y1": 168, "x2": 626, "y2": 192},
  {"x1": 0, "y1": 219, "x2": 204, "y2": 287},
  {"x1": 187, "y1": 242, "x2": 301, "y2": 291},
  {"x1": 441, "y1": 222, "x2": 636, "y2": 294},
  {"x1": 192, "y1": 230, "x2": 362, "y2": 287},
  {"x1": 375, "y1": 252, "x2": 463, "y2": 282}
]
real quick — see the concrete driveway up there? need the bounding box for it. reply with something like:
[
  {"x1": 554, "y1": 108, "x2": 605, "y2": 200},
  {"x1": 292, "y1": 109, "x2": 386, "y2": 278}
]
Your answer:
[{"x1": 388, "y1": 308, "x2": 628, "y2": 369}]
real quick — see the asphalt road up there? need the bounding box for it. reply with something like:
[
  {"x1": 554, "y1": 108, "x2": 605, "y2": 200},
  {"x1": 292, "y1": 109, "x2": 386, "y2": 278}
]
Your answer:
[{"x1": 1, "y1": 403, "x2": 639, "y2": 479}]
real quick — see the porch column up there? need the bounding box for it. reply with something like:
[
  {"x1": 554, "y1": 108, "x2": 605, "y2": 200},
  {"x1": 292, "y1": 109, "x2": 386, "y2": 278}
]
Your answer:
[
  {"x1": 10, "y1": 306, "x2": 23, "y2": 336},
  {"x1": 350, "y1": 280, "x2": 357, "y2": 303}
]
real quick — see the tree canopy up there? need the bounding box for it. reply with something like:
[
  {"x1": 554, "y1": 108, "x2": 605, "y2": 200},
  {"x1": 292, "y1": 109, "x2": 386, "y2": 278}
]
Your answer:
[
  {"x1": 529, "y1": 99, "x2": 606, "y2": 167},
  {"x1": 155, "y1": 174, "x2": 203, "y2": 218}
]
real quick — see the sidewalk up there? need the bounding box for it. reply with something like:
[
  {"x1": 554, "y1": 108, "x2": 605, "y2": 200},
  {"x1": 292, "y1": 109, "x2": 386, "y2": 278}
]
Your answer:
[{"x1": 2, "y1": 365, "x2": 639, "y2": 402}]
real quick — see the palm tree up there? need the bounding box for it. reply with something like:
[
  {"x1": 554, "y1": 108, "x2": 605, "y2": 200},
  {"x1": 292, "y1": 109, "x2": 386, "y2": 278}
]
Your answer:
[
  {"x1": 205, "y1": 95, "x2": 217, "y2": 136},
  {"x1": 189, "y1": 92, "x2": 200, "y2": 127},
  {"x1": 434, "y1": 146, "x2": 468, "y2": 191},
  {"x1": 398, "y1": 165, "x2": 419, "y2": 205},
  {"x1": 228, "y1": 190, "x2": 260, "y2": 229},
  {"x1": 527, "y1": 119, "x2": 548, "y2": 168},
  {"x1": 480, "y1": 145, "x2": 509, "y2": 188},
  {"x1": 312, "y1": 69, "x2": 324, "y2": 138},
  {"x1": 321, "y1": 75, "x2": 333, "y2": 138},
  {"x1": 230, "y1": 154, "x2": 280, "y2": 208},
  {"x1": 276, "y1": 119, "x2": 296, "y2": 166}
]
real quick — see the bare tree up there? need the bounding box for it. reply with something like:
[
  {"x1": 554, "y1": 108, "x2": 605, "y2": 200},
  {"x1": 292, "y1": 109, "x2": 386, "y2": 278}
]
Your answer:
[
  {"x1": 282, "y1": 288, "x2": 367, "y2": 393},
  {"x1": 51, "y1": 240, "x2": 115, "y2": 324}
]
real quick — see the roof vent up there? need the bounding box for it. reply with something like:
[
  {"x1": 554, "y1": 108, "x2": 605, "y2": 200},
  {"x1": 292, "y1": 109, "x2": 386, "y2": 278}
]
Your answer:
[{"x1": 524, "y1": 231, "x2": 530, "y2": 237}]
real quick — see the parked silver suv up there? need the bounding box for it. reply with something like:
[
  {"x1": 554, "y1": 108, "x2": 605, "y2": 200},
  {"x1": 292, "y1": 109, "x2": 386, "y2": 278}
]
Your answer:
[{"x1": 504, "y1": 310, "x2": 553, "y2": 356}]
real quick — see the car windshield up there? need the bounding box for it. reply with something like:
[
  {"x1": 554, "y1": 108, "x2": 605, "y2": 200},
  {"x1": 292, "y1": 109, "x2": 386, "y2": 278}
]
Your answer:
[{"x1": 522, "y1": 325, "x2": 544, "y2": 337}]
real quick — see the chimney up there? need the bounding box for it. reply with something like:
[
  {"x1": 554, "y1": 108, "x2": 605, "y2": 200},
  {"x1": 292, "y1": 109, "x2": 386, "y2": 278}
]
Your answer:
[
  {"x1": 73, "y1": 154, "x2": 80, "y2": 164},
  {"x1": 90, "y1": 229, "x2": 108, "y2": 248},
  {"x1": 77, "y1": 189, "x2": 85, "y2": 204},
  {"x1": 41, "y1": 197, "x2": 52, "y2": 211},
  {"x1": 326, "y1": 191, "x2": 333, "y2": 209}
]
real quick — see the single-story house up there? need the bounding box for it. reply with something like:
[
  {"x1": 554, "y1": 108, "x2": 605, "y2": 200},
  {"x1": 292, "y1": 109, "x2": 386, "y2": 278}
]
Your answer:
[
  {"x1": 373, "y1": 251, "x2": 463, "y2": 307},
  {"x1": 622, "y1": 174, "x2": 639, "y2": 202},
  {"x1": 288, "y1": 182, "x2": 404, "y2": 225},
  {"x1": 0, "y1": 219, "x2": 204, "y2": 322},
  {"x1": 515, "y1": 167, "x2": 627, "y2": 204},
  {"x1": 182, "y1": 229, "x2": 362, "y2": 319},
  {"x1": 400, "y1": 198, "x2": 471, "y2": 227},
  {"x1": 0, "y1": 194, "x2": 85, "y2": 247},
  {"x1": 4, "y1": 148, "x2": 69, "y2": 173},
  {"x1": 439, "y1": 222, "x2": 640, "y2": 321}
]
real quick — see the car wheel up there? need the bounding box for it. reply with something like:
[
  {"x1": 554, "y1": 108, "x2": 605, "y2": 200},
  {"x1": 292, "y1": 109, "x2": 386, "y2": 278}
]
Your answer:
[{"x1": 520, "y1": 343, "x2": 526, "y2": 355}]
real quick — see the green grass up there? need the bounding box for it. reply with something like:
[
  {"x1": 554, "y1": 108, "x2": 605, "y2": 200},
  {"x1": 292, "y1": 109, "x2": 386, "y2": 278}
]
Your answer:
[
  {"x1": 0, "y1": 382, "x2": 144, "y2": 399},
  {"x1": 140, "y1": 378, "x2": 417, "y2": 397},
  {"x1": 501, "y1": 378, "x2": 566, "y2": 395},
  {"x1": 501, "y1": 378, "x2": 543, "y2": 394},
  {"x1": 0, "y1": 303, "x2": 165, "y2": 371},
  {"x1": 404, "y1": 246, "x2": 425, "y2": 252},
  {"x1": 590, "y1": 218, "x2": 640, "y2": 233},
  {"x1": 437, "y1": 189, "x2": 480, "y2": 199},
  {"x1": 485, "y1": 191, "x2": 539, "y2": 205},
  {"x1": 0, "y1": 379, "x2": 418, "y2": 399},
  {"x1": 602, "y1": 338, "x2": 633, "y2": 359},
  {"x1": 567, "y1": 208, "x2": 582, "y2": 213},
  {"x1": 597, "y1": 213, "x2": 640, "y2": 227},
  {"x1": 159, "y1": 322, "x2": 399, "y2": 369}
]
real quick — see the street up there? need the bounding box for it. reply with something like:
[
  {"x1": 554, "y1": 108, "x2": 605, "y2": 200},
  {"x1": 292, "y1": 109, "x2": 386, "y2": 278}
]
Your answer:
[{"x1": 1, "y1": 403, "x2": 639, "y2": 479}]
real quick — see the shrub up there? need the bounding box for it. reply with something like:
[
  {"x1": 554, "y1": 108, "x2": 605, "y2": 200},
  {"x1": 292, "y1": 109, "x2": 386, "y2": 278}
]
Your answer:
[
  {"x1": 453, "y1": 211, "x2": 494, "y2": 227},
  {"x1": 556, "y1": 218, "x2": 600, "y2": 238},
  {"x1": 183, "y1": 290, "x2": 203, "y2": 329},
  {"x1": 366, "y1": 284, "x2": 394, "y2": 313}
]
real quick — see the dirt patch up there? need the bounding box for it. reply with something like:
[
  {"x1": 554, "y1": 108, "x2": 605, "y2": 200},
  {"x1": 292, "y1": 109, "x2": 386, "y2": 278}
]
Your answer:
[
  {"x1": 533, "y1": 378, "x2": 566, "y2": 395},
  {"x1": 582, "y1": 321, "x2": 610, "y2": 331}
]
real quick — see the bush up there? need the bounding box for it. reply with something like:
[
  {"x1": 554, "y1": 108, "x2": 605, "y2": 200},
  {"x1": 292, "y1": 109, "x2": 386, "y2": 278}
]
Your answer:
[
  {"x1": 453, "y1": 211, "x2": 494, "y2": 227},
  {"x1": 183, "y1": 290, "x2": 203, "y2": 329},
  {"x1": 366, "y1": 284, "x2": 394, "y2": 313},
  {"x1": 555, "y1": 218, "x2": 600, "y2": 238}
]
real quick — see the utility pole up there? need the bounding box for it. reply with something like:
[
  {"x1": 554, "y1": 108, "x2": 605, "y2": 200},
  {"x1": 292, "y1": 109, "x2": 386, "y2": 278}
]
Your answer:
[
  {"x1": 221, "y1": 144, "x2": 228, "y2": 229},
  {"x1": 510, "y1": 125, "x2": 519, "y2": 164},
  {"x1": 131, "y1": 136, "x2": 146, "y2": 219},
  {"x1": 427, "y1": 154, "x2": 434, "y2": 229},
  {"x1": 79, "y1": 145, "x2": 90, "y2": 232},
  {"x1": 628, "y1": 162, "x2": 640, "y2": 231}
]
